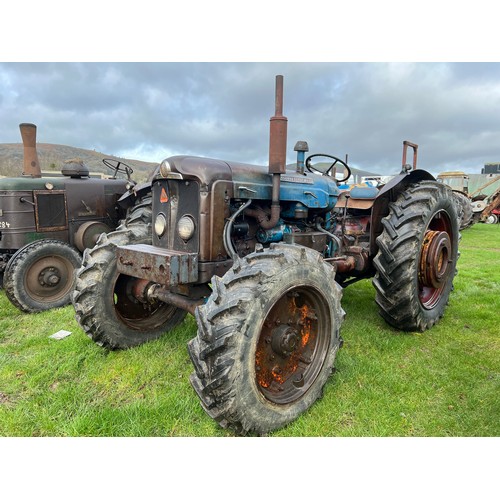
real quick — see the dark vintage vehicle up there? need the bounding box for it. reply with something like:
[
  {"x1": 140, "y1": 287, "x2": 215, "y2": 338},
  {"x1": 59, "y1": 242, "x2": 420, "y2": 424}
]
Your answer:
[{"x1": 0, "y1": 123, "x2": 143, "y2": 312}]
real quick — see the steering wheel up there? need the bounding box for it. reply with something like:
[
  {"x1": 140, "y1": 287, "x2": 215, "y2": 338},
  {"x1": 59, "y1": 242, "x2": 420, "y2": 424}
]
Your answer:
[
  {"x1": 305, "y1": 154, "x2": 351, "y2": 183},
  {"x1": 102, "y1": 158, "x2": 134, "y2": 179}
]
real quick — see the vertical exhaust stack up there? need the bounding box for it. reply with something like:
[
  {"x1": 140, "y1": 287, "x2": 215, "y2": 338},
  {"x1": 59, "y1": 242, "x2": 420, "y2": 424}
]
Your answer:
[
  {"x1": 264, "y1": 75, "x2": 288, "y2": 229},
  {"x1": 19, "y1": 123, "x2": 42, "y2": 177},
  {"x1": 269, "y1": 75, "x2": 288, "y2": 175}
]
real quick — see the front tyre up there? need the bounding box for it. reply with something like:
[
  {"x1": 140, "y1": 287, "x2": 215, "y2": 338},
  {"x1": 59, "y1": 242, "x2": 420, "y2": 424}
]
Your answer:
[
  {"x1": 188, "y1": 244, "x2": 345, "y2": 435},
  {"x1": 373, "y1": 181, "x2": 459, "y2": 331},
  {"x1": 72, "y1": 223, "x2": 186, "y2": 349}
]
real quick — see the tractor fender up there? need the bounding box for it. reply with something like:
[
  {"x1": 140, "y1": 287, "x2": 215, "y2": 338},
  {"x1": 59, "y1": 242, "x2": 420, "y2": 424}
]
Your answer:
[
  {"x1": 369, "y1": 169, "x2": 436, "y2": 255},
  {"x1": 377, "y1": 169, "x2": 436, "y2": 198}
]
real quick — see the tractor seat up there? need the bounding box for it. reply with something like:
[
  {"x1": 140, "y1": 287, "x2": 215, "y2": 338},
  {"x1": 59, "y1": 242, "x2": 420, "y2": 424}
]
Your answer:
[{"x1": 349, "y1": 186, "x2": 379, "y2": 200}]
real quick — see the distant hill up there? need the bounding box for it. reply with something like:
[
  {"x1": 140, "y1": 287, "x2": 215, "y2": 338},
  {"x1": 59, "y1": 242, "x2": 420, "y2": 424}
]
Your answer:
[
  {"x1": 1, "y1": 143, "x2": 382, "y2": 184},
  {"x1": 0, "y1": 143, "x2": 158, "y2": 183}
]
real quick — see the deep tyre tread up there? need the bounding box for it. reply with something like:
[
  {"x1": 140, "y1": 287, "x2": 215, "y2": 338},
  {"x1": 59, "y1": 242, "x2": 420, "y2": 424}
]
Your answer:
[
  {"x1": 72, "y1": 195, "x2": 186, "y2": 349},
  {"x1": 120, "y1": 193, "x2": 153, "y2": 228},
  {"x1": 452, "y1": 191, "x2": 474, "y2": 230},
  {"x1": 188, "y1": 243, "x2": 345, "y2": 436},
  {"x1": 4, "y1": 239, "x2": 82, "y2": 313},
  {"x1": 373, "y1": 181, "x2": 459, "y2": 331}
]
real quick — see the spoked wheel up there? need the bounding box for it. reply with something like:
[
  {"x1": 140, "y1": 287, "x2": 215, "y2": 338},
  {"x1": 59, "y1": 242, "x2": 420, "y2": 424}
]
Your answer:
[
  {"x1": 373, "y1": 181, "x2": 460, "y2": 331},
  {"x1": 188, "y1": 244, "x2": 344, "y2": 435},
  {"x1": 4, "y1": 240, "x2": 82, "y2": 313}
]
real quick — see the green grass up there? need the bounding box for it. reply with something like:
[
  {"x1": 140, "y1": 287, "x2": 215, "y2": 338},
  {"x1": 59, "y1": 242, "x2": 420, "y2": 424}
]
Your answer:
[{"x1": 1, "y1": 224, "x2": 499, "y2": 437}]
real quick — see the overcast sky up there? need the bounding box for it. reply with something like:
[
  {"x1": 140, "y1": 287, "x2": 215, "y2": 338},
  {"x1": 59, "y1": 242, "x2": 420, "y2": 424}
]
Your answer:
[
  {"x1": 0, "y1": 2, "x2": 497, "y2": 495},
  {"x1": 1, "y1": 62, "x2": 500, "y2": 176}
]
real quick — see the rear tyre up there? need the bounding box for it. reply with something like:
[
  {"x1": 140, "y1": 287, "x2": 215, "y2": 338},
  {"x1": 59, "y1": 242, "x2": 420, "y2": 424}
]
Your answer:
[
  {"x1": 373, "y1": 181, "x2": 459, "y2": 331},
  {"x1": 4, "y1": 239, "x2": 82, "y2": 313},
  {"x1": 188, "y1": 244, "x2": 344, "y2": 435}
]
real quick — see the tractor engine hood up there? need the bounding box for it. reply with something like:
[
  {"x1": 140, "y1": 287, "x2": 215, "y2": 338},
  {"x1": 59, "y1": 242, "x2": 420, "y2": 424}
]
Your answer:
[{"x1": 156, "y1": 155, "x2": 340, "y2": 211}]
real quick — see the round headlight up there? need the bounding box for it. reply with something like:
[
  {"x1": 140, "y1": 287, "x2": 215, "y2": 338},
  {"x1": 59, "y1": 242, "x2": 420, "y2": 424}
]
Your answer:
[
  {"x1": 154, "y1": 213, "x2": 167, "y2": 237},
  {"x1": 177, "y1": 215, "x2": 195, "y2": 241},
  {"x1": 159, "y1": 160, "x2": 171, "y2": 177}
]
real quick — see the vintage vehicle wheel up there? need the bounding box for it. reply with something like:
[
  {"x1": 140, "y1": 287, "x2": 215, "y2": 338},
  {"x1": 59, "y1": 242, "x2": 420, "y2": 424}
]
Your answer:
[
  {"x1": 373, "y1": 181, "x2": 459, "y2": 331},
  {"x1": 3, "y1": 239, "x2": 82, "y2": 313},
  {"x1": 188, "y1": 243, "x2": 344, "y2": 435},
  {"x1": 452, "y1": 191, "x2": 473, "y2": 229},
  {"x1": 485, "y1": 214, "x2": 498, "y2": 224},
  {"x1": 72, "y1": 202, "x2": 186, "y2": 349}
]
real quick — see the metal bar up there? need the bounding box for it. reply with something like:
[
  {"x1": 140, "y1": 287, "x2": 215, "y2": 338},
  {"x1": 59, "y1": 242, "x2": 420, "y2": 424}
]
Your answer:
[
  {"x1": 402, "y1": 140, "x2": 419, "y2": 170},
  {"x1": 148, "y1": 286, "x2": 204, "y2": 315}
]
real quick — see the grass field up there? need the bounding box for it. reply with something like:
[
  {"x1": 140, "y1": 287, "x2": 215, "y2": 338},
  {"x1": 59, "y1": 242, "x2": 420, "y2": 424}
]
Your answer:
[{"x1": 0, "y1": 224, "x2": 499, "y2": 437}]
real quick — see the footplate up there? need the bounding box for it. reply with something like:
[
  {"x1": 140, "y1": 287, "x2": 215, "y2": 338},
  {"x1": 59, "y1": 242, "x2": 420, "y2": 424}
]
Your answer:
[{"x1": 116, "y1": 244, "x2": 198, "y2": 286}]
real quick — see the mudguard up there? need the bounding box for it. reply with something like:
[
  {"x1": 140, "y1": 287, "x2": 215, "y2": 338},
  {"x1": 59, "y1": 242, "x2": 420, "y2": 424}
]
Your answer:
[{"x1": 369, "y1": 169, "x2": 436, "y2": 255}]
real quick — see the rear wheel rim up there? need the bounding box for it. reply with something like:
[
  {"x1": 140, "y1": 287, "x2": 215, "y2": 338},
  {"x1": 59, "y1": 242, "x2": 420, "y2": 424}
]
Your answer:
[{"x1": 418, "y1": 210, "x2": 454, "y2": 309}]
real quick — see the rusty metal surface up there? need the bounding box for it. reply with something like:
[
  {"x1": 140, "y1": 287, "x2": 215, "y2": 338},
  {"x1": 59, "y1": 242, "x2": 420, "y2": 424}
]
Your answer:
[
  {"x1": 148, "y1": 286, "x2": 205, "y2": 315},
  {"x1": 402, "y1": 140, "x2": 418, "y2": 170},
  {"x1": 254, "y1": 285, "x2": 330, "y2": 405},
  {"x1": 74, "y1": 221, "x2": 112, "y2": 252},
  {"x1": 419, "y1": 230, "x2": 452, "y2": 289},
  {"x1": 480, "y1": 188, "x2": 500, "y2": 221},
  {"x1": 19, "y1": 123, "x2": 42, "y2": 178},
  {"x1": 268, "y1": 75, "x2": 288, "y2": 175},
  {"x1": 283, "y1": 231, "x2": 327, "y2": 252},
  {"x1": 417, "y1": 209, "x2": 455, "y2": 310},
  {"x1": 116, "y1": 243, "x2": 198, "y2": 286},
  {"x1": 33, "y1": 190, "x2": 68, "y2": 232}
]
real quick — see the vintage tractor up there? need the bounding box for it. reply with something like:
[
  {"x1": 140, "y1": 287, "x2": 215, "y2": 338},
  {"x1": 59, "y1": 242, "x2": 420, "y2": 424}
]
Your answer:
[
  {"x1": 436, "y1": 171, "x2": 474, "y2": 229},
  {"x1": 0, "y1": 122, "x2": 145, "y2": 312},
  {"x1": 480, "y1": 186, "x2": 500, "y2": 224},
  {"x1": 72, "y1": 76, "x2": 459, "y2": 435}
]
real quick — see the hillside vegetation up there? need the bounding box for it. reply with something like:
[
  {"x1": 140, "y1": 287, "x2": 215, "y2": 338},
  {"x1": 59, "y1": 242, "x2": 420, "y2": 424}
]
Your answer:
[{"x1": 0, "y1": 143, "x2": 158, "y2": 183}]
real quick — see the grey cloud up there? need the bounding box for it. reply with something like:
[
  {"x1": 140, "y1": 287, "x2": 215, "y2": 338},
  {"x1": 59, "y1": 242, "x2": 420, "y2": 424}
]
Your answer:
[{"x1": 1, "y1": 62, "x2": 499, "y2": 175}]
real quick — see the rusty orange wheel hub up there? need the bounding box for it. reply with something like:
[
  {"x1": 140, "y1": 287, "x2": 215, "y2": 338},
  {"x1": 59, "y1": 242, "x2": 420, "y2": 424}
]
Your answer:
[
  {"x1": 418, "y1": 225, "x2": 453, "y2": 309},
  {"x1": 255, "y1": 287, "x2": 329, "y2": 405}
]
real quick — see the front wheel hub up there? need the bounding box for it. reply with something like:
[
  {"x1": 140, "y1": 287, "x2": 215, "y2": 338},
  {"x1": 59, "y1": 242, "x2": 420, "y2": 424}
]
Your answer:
[
  {"x1": 419, "y1": 230, "x2": 452, "y2": 288},
  {"x1": 271, "y1": 325, "x2": 300, "y2": 357}
]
